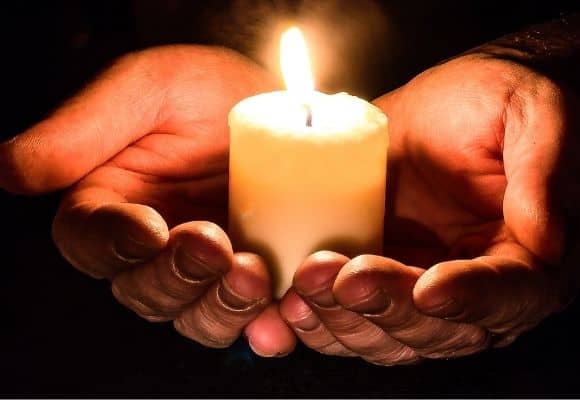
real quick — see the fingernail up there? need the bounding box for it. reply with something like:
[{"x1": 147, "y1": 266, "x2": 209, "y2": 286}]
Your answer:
[
  {"x1": 113, "y1": 234, "x2": 152, "y2": 263},
  {"x1": 173, "y1": 244, "x2": 220, "y2": 282},
  {"x1": 217, "y1": 277, "x2": 265, "y2": 312},
  {"x1": 309, "y1": 289, "x2": 336, "y2": 308},
  {"x1": 344, "y1": 289, "x2": 391, "y2": 315},
  {"x1": 422, "y1": 297, "x2": 464, "y2": 319},
  {"x1": 289, "y1": 310, "x2": 319, "y2": 331}
]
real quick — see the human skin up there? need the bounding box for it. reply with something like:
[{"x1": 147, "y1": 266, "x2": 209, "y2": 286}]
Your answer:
[
  {"x1": 1, "y1": 15, "x2": 579, "y2": 364},
  {"x1": 279, "y1": 52, "x2": 580, "y2": 364},
  {"x1": 277, "y1": 14, "x2": 580, "y2": 363},
  {"x1": 0, "y1": 45, "x2": 296, "y2": 357}
]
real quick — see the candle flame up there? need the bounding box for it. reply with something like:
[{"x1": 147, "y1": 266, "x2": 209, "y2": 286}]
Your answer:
[{"x1": 280, "y1": 27, "x2": 314, "y2": 96}]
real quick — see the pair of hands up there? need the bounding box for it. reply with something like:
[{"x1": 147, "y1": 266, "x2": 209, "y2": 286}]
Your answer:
[{"x1": 1, "y1": 45, "x2": 577, "y2": 364}]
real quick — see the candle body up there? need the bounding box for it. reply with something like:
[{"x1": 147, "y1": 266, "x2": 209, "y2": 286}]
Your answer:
[{"x1": 228, "y1": 91, "x2": 388, "y2": 299}]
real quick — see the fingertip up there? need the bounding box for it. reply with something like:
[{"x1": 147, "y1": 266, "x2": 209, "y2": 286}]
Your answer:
[
  {"x1": 114, "y1": 203, "x2": 169, "y2": 242},
  {"x1": 96, "y1": 203, "x2": 169, "y2": 262},
  {"x1": 244, "y1": 304, "x2": 296, "y2": 358},
  {"x1": 333, "y1": 255, "x2": 382, "y2": 307},
  {"x1": 334, "y1": 255, "x2": 422, "y2": 311},
  {"x1": 279, "y1": 289, "x2": 311, "y2": 324},
  {"x1": 174, "y1": 220, "x2": 233, "y2": 252},
  {"x1": 413, "y1": 260, "x2": 481, "y2": 319},
  {"x1": 293, "y1": 251, "x2": 349, "y2": 296},
  {"x1": 0, "y1": 138, "x2": 44, "y2": 194},
  {"x1": 171, "y1": 221, "x2": 234, "y2": 276},
  {"x1": 0, "y1": 127, "x2": 97, "y2": 194},
  {"x1": 225, "y1": 252, "x2": 272, "y2": 301}
]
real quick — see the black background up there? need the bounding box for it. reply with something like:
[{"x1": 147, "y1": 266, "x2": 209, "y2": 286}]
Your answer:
[{"x1": 2, "y1": 1, "x2": 580, "y2": 397}]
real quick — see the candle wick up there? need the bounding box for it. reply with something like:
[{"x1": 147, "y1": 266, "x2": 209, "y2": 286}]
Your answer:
[{"x1": 304, "y1": 104, "x2": 312, "y2": 127}]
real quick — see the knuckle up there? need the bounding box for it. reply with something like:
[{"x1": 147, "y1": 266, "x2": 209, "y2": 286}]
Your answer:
[
  {"x1": 465, "y1": 328, "x2": 489, "y2": 348},
  {"x1": 111, "y1": 281, "x2": 137, "y2": 310},
  {"x1": 316, "y1": 342, "x2": 355, "y2": 357},
  {"x1": 348, "y1": 255, "x2": 377, "y2": 272},
  {"x1": 366, "y1": 345, "x2": 418, "y2": 366},
  {"x1": 486, "y1": 317, "x2": 521, "y2": 334},
  {"x1": 52, "y1": 210, "x2": 108, "y2": 279},
  {"x1": 148, "y1": 293, "x2": 184, "y2": 316},
  {"x1": 492, "y1": 332, "x2": 520, "y2": 348},
  {"x1": 344, "y1": 326, "x2": 389, "y2": 355},
  {"x1": 374, "y1": 309, "x2": 421, "y2": 332},
  {"x1": 119, "y1": 296, "x2": 150, "y2": 317},
  {"x1": 140, "y1": 313, "x2": 172, "y2": 323},
  {"x1": 112, "y1": 281, "x2": 175, "y2": 322},
  {"x1": 324, "y1": 314, "x2": 368, "y2": 335},
  {"x1": 425, "y1": 345, "x2": 481, "y2": 359},
  {"x1": 173, "y1": 317, "x2": 235, "y2": 349},
  {"x1": 421, "y1": 327, "x2": 490, "y2": 359}
]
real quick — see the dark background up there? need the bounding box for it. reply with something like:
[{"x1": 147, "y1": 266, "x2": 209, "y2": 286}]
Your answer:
[{"x1": 2, "y1": 0, "x2": 580, "y2": 397}]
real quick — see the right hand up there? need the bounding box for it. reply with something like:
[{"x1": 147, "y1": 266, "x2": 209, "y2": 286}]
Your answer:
[
  {"x1": 0, "y1": 45, "x2": 296, "y2": 357},
  {"x1": 280, "y1": 53, "x2": 580, "y2": 364}
]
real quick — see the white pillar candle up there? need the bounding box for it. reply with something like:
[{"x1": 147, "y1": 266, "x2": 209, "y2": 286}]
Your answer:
[{"x1": 228, "y1": 28, "x2": 389, "y2": 299}]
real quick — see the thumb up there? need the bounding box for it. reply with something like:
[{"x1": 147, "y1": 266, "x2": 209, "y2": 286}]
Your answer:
[
  {"x1": 0, "y1": 50, "x2": 165, "y2": 195},
  {"x1": 502, "y1": 79, "x2": 572, "y2": 263}
]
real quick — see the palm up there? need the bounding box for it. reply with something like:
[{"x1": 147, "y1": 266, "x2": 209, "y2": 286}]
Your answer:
[
  {"x1": 82, "y1": 127, "x2": 229, "y2": 229},
  {"x1": 71, "y1": 46, "x2": 276, "y2": 230},
  {"x1": 279, "y1": 54, "x2": 573, "y2": 362},
  {"x1": 379, "y1": 56, "x2": 523, "y2": 267}
]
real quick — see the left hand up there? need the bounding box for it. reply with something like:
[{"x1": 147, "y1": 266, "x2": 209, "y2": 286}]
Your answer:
[
  {"x1": 278, "y1": 53, "x2": 580, "y2": 365},
  {"x1": 0, "y1": 45, "x2": 296, "y2": 357}
]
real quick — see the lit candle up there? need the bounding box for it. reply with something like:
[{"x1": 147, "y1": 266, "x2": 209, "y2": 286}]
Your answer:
[{"x1": 228, "y1": 27, "x2": 389, "y2": 298}]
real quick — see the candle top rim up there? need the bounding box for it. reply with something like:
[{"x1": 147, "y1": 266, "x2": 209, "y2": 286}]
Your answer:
[{"x1": 229, "y1": 90, "x2": 387, "y2": 141}]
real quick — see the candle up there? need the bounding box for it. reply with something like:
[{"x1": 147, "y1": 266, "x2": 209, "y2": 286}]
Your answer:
[{"x1": 228, "y1": 27, "x2": 389, "y2": 299}]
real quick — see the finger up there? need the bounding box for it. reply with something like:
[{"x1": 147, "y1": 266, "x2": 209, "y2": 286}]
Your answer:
[
  {"x1": 280, "y1": 289, "x2": 355, "y2": 357},
  {"x1": 174, "y1": 253, "x2": 271, "y2": 348},
  {"x1": 294, "y1": 251, "x2": 418, "y2": 365},
  {"x1": 112, "y1": 221, "x2": 232, "y2": 322},
  {"x1": 502, "y1": 79, "x2": 569, "y2": 263},
  {"x1": 244, "y1": 304, "x2": 297, "y2": 358},
  {"x1": 333, "y1": 255, "x2": 489, "y2": 358},
  {"x1": 0, "y1": 46, "x2": 276, "y2": 194},
  {"x1": 52, "y1": 187, "x2": 169, "y2": 279},
  {"x1": 413, "y1": 251, "x2": 559, "y2": 334},
  {"x1": 0, "y1": 52, "x2": 165, "y2": 194}
]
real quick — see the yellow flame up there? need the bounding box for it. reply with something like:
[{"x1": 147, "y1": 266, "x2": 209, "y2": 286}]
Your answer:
[{"x1": 280, "y1": 27, "x2": 314, "y2": 96}]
